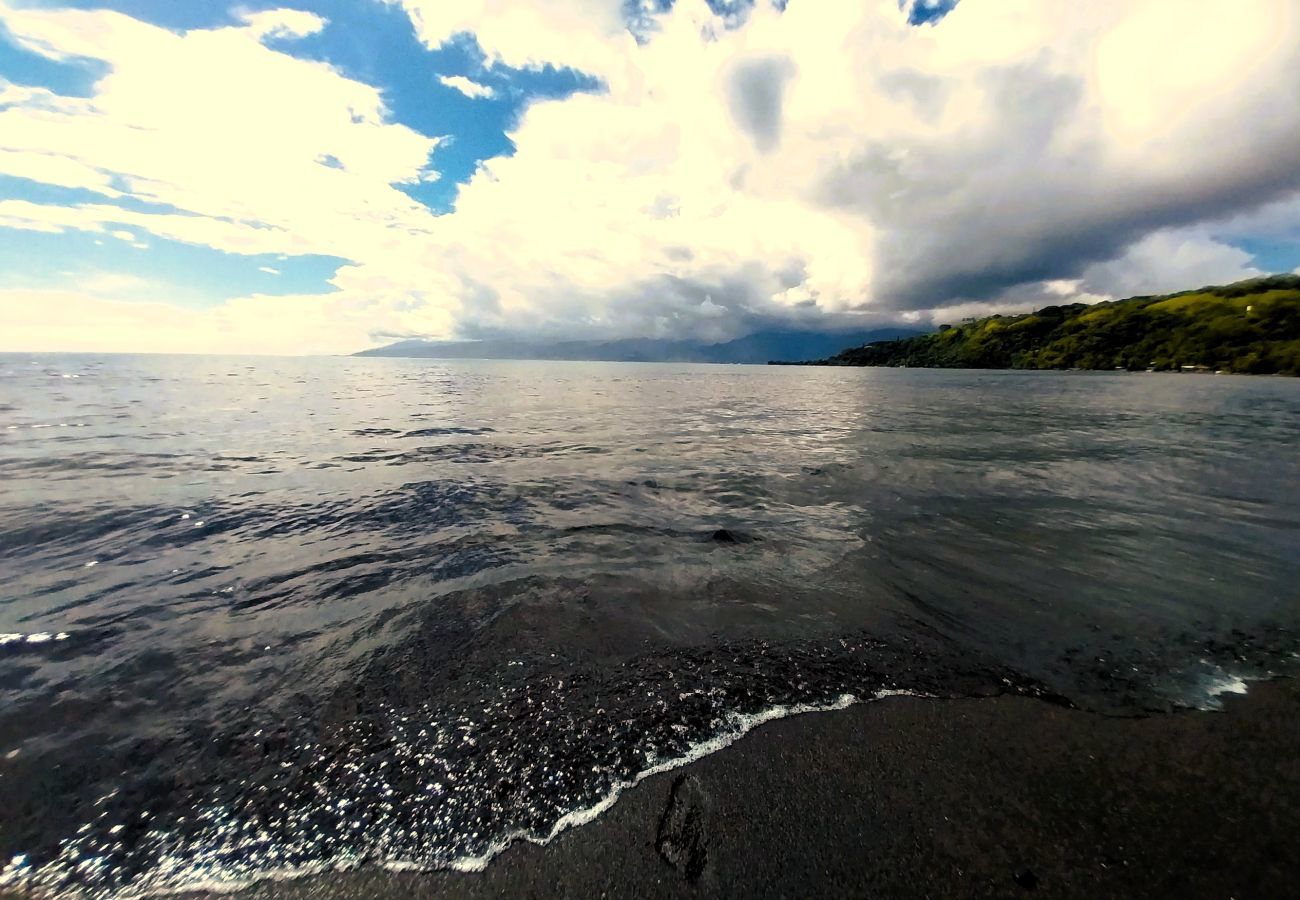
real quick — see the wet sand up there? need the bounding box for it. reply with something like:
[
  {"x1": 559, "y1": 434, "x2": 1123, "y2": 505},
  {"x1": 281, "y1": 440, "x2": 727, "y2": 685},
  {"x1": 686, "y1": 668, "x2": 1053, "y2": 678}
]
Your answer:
[{"x1": 230, "y1": 680, "x2": 1300, "y2": 899}]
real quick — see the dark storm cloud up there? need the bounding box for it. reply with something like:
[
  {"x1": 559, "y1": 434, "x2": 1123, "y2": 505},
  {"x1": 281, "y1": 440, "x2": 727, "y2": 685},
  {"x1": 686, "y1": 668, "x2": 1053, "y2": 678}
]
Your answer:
[
  {"x1": 819, "y1": 62, "x2": 1300, "y2": 310},
  {"x1": 727, "y1": 56, "x2": 796, "y2": 154}
]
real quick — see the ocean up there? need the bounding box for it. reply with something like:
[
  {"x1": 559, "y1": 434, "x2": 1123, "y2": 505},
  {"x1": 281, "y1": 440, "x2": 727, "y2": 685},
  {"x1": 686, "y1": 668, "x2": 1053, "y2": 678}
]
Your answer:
[{"x1": 1, "y1": 355, "x2": 1297, "y2": 896}]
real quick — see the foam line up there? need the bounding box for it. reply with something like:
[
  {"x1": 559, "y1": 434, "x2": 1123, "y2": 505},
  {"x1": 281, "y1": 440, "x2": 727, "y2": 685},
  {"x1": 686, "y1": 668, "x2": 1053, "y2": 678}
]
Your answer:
[
  {"x1": 390, "y1": 690, "x2": 925, "y2": 876},
  {"x1": 3, "y1": 690, "x2": 931, "y2": 897}
]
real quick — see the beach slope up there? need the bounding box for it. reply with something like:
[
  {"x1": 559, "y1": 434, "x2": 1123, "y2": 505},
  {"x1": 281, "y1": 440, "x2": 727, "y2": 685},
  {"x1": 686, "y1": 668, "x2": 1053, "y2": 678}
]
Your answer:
[{"x1": 232, "y1": 679, "x2": 1300, "y2": 899}]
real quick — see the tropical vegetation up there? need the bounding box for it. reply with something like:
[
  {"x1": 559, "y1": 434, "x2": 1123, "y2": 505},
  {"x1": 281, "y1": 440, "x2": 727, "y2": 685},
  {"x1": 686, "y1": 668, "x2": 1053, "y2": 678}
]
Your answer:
[{"x1": 801, "y1": 275, "x2": 1300, "y2": 375}]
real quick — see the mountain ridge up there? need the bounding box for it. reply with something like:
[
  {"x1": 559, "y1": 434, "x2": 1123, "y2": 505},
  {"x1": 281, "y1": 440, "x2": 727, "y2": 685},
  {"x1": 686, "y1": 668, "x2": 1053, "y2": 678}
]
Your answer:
[
  {"x1": 782, "y1": 275, "x2": 1300, "y2": 375},
  {"x1": 354, "y1": 328, "x2": 923, "y2": 364}
]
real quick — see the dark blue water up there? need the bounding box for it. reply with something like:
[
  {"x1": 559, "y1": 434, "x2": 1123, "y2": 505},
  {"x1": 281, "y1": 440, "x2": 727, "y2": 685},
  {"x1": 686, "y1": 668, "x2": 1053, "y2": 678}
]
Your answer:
[{"x1": 2, "y1": 355, "x2": 1298, "y2": 896}]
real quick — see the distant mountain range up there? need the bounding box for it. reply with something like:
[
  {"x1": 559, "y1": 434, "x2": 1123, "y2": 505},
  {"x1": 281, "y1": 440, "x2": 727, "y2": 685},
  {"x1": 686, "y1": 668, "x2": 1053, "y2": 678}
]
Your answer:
[{"x1": 354, "y1": 328, "x2": 924, "y2": 364}]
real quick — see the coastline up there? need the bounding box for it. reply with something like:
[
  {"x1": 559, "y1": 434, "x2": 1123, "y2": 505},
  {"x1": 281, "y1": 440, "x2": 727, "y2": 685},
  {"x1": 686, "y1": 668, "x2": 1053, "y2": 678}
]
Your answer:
[
  {"x1": 770, "y1": 361, "x2": 1296, "y2": 374},
  {"x1": 226, "y1": 679, "x2": 1300, "y2": 899}
]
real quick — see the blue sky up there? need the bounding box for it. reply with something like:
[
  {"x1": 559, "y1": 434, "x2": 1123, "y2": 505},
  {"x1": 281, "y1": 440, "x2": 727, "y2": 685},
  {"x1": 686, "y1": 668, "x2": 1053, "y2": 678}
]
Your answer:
[
  {"x1": 1, "y1": 0, "x2": 1298, "y2": 353},
  {"x1": 0, "y1": 0, "x2": 599, "y2": 305}
]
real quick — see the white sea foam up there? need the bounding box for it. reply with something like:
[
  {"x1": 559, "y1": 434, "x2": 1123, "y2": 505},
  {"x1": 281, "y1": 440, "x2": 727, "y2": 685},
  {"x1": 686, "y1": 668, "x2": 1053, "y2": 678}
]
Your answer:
[
  {"x1": 390, "y1": 689, "x2": 925, "y2": 876},
  {"x1": 1208, "y1": 675, "x2": 1248, "y2": 696},
  {"x1": 0, "y1": 632, "x2": 70, "y2": 646},
  {"x1": 10, "y1": 690, "x2": 926, "y2": 898},
  {"x1": 1195, "y1": 665, "x2": 1264, "y2": 710}
]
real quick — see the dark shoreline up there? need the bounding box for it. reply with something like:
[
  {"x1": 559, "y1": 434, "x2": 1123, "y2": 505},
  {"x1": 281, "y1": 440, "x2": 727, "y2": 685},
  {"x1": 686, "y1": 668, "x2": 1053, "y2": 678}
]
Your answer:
[
  {"x1": 225, "y1": 679, "x2": 1300, "y2": 900},
  {"x1": 769, "y1": 361, "x2": 1296, "y2": 374}
]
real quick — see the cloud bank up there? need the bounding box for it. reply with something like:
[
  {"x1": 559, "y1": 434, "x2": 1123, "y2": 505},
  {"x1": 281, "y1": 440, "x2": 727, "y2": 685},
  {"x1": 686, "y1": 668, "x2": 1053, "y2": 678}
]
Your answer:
[{"x1": 2, "y1": 0, "x2": 1299, "y2": 353}]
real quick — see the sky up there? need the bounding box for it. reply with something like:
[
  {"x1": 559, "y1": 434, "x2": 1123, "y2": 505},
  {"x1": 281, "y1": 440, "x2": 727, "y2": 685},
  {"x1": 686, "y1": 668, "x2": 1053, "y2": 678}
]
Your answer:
[{"x1": 1, "y1": 0, "x2": 1299, "y2": 355}]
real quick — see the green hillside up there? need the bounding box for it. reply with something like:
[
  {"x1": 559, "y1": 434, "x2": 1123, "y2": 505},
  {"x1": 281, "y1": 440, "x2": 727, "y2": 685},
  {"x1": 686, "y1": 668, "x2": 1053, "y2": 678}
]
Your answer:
[{"x1": 807, "y1": 275, "x2": 1300, "y2": 375}]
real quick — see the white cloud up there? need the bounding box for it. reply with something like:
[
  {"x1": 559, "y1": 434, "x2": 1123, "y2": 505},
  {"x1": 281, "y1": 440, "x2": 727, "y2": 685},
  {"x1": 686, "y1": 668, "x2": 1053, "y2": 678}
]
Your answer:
[
  {"x1": 235, "y1": 8, "x2": 327, "y2": 41},
  {"x1": 0, "y1": 4, "x2": 443, "y2": 261},
  {"x1": 78, "y1": 272, "x2": 152, "y2": 295},
  {"x1": 258, "y1": 266, "x2": 281, "y2": 275},
  {"x1": 393, "y1": 0, "x2": 632, "y2": 78},
  {"x1": 379, "y1": 0, "x2": 1300, "y2": 340},
  {"x1": 904, "y1": 226, "x2": 1269, "y2": 327},
  {"x1": 1210, "y1": 193, "x2": 1300, "y2": 246},
  {"x1": 438, "y1": 75, "x2": 495, "y2": 99},
  {"x1": 2, "y1": 0, "x2": 1299, "y2": 353},
  {"x1": 1078, "y1": 230, "x2": 1263, "y2": 299},
  {"x1": 0, "y1": 146, "x2": 120, "y2": 195},
  {"x1": 0, "y1": 287, "x2": 408, "y2": 355},
  {"x1": 0, "y1": 3, "x2": 456, "y2": 351}
]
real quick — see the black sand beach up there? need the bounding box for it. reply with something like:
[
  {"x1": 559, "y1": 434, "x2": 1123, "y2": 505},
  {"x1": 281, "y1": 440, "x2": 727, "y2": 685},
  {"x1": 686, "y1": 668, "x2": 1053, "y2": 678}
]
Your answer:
[{"x1": 228, "y1": 678, "x2": 1300, "y2": 900}]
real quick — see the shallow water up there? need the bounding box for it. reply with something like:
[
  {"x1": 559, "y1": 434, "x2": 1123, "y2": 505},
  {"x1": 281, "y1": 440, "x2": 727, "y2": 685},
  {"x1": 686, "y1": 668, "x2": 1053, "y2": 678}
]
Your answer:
[{"x1": 1, "y1": 355, "x2": 1298, "y2": 895}]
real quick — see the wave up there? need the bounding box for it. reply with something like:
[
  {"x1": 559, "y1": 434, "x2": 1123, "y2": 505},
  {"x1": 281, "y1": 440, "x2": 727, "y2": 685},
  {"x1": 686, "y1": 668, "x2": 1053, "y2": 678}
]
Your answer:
[{"x1": 2, "y1": 691, "x2": 904, "y2": 898}]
